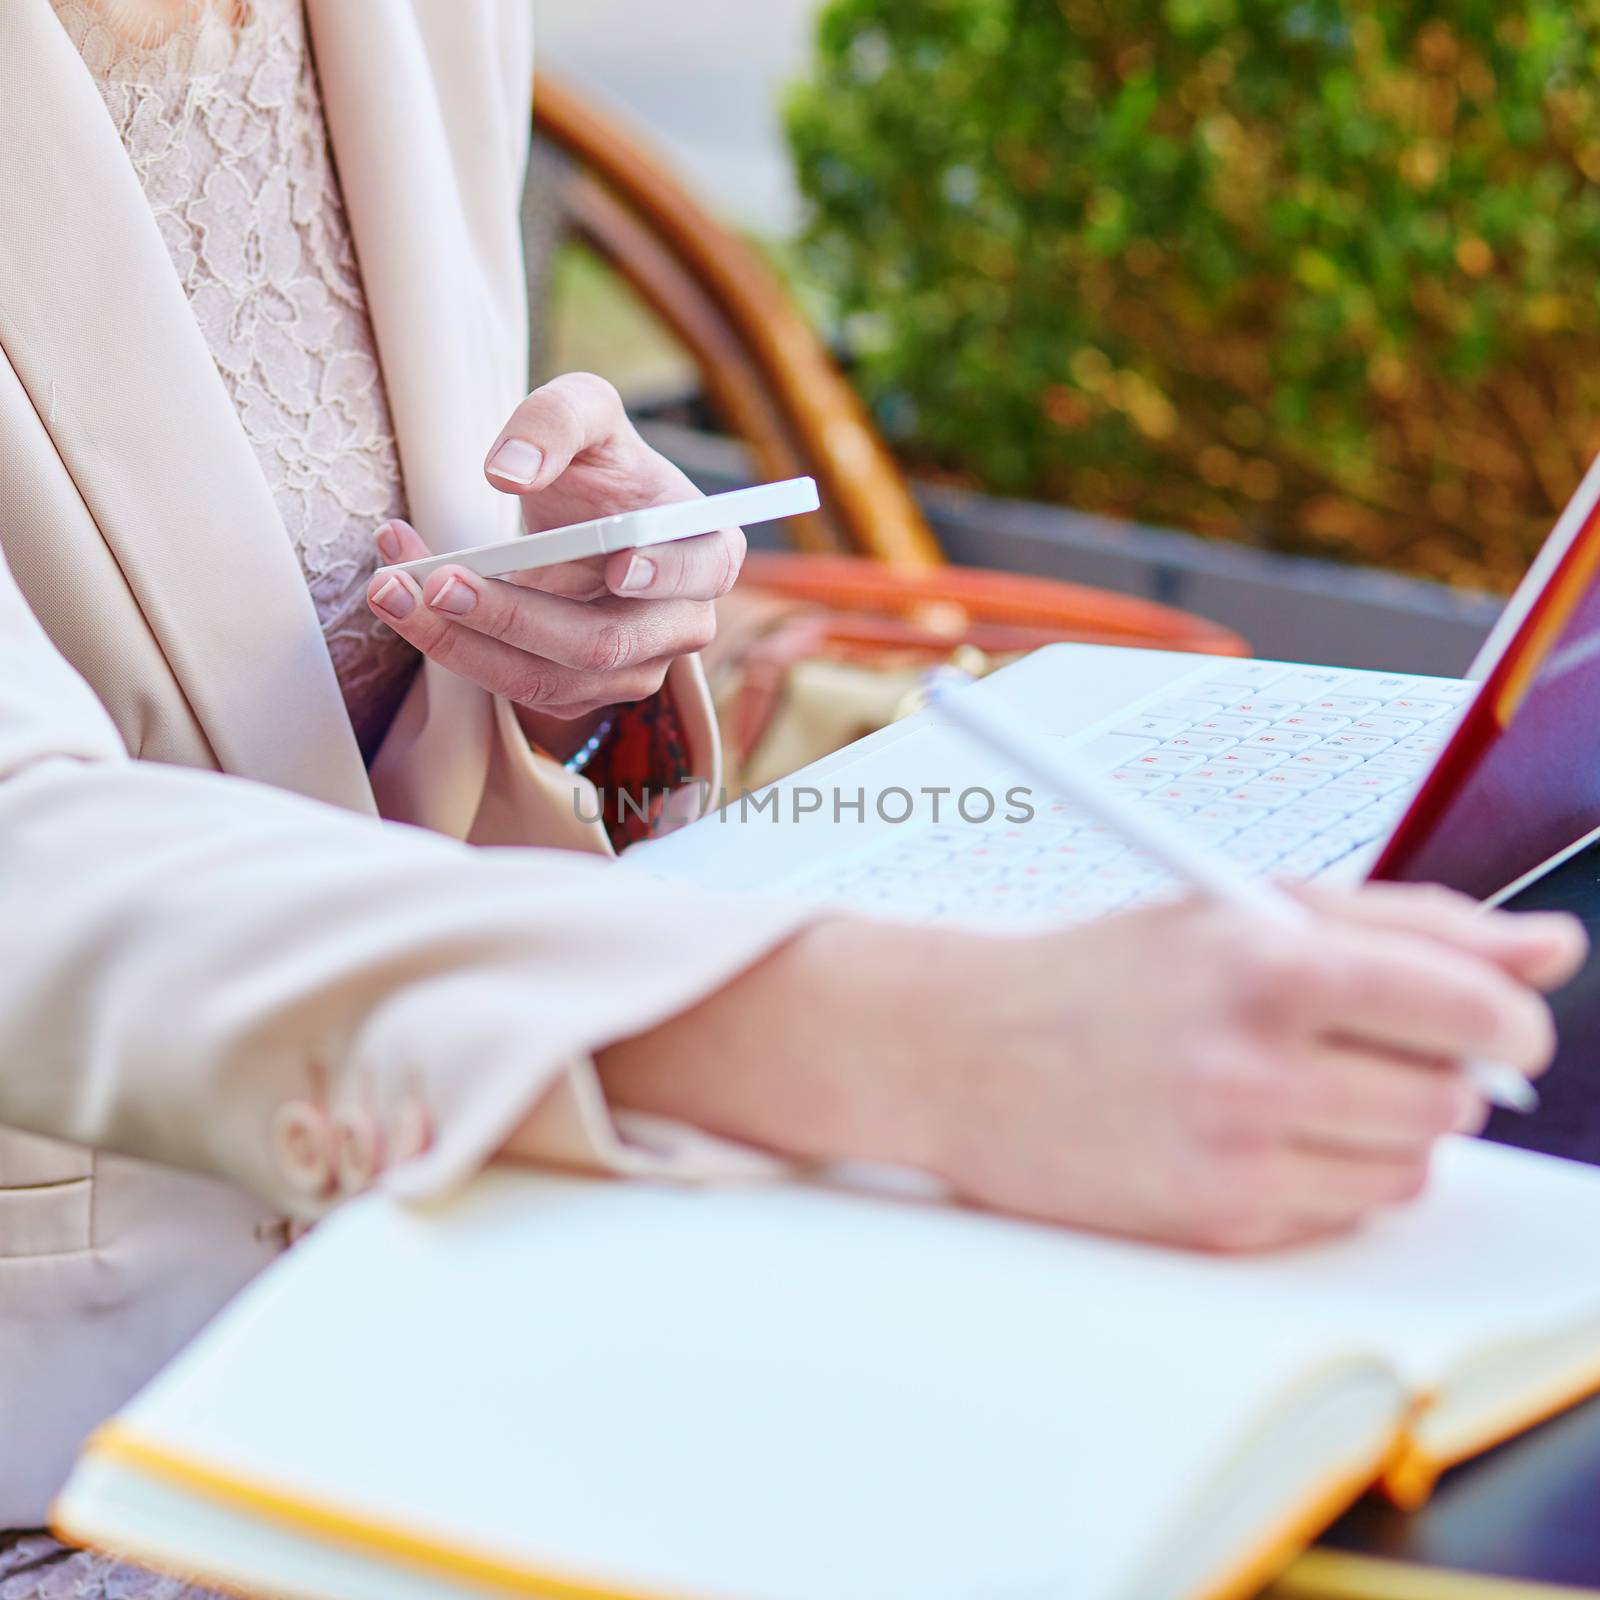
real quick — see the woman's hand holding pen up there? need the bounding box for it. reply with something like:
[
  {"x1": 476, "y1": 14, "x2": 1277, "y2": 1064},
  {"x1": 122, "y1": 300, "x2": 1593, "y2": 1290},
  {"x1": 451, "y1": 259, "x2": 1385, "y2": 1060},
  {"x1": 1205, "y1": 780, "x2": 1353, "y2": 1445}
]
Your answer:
[{"x1": 580, "y1": 884, "x2": 1585, "y2": 1252}]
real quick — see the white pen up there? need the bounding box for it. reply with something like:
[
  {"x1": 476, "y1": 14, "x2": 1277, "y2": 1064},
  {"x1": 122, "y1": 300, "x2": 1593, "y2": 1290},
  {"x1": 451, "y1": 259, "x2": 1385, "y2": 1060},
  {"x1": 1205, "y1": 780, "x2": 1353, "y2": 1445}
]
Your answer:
[{"x1": 924, "y1": 669, "x2": 1540, "y2": 1115}]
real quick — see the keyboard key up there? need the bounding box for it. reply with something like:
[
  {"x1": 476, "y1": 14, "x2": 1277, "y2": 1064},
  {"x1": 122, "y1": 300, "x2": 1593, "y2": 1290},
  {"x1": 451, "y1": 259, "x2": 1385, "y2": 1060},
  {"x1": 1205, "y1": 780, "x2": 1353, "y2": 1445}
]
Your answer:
[
  {"x1": 874, "y1": 843, "x2": 958, "y2": 871},
  {"x1": 964, "y1": 844, "x2": 1044, "y2": 869},
  {"x1": 1045, "y1": 840, "x2": 1125, "y2": 864},
  {"x1": 1395, "y1": 733, "x2": 1450, "y2": 756},
  {"x1": 1178, "y1": 821, "x2": 1241, "y2": 846},
  {"x1": 1325, "y1": 771, "x2": 1412, "y2": 797},
  {"x1": 1031, "y1": 823, "x2": 1089, "y2": 846},
  {"x1": 1211, "y1": 747, "x2": 1287, "y2": 770},
  {"x1": 1366, "y1": 774, "x2": 1417, "y2": 812},
  {"x1": 1125, "y1": 880, "x2": 1185, "y2": 908},
  {"x1": 996, "y1": 874, "x2": 1056, "y2": 900},
  {"x1": 1180, "y1": 765, "x2": 1240, "y2": 787},
  {"x1": 1148, "y1": 781, "x2": 1235, "y2": 805},
  {"x1": 1124, "y1": 748, "x2": 1209, "y2": 773},
  {"x1": 1141, "y1": 798, "x2": 1202, "y2": 818},
  {"x1": 1071, "y1": 732, "x2": 1161, "y2": 768},
  {"x1": 955, "y1": 837, "x2": 1005, "y2": 856},
  {"x1": 1224, "y1": 837, "x2": 1293, "y2": 866},
  {"x1": 1320, "y1": 814, "x2": 1390, "y2": 846},
  {"x1": 1420, "y1": 681, "x2": 1479, "y2": 704},
  {"x1": 1038, "y1": 800, "x2": 1090, "y2": 825},
  {"x1": 1116, "y1": 715, "x2": 1191, "y2": 739},
  {"x1": 1353, "y1": 674, "x2": 1419, "y2": 697},
  {"x1": 1244, "y1": 729, "x2": 1323, "y2": 752},
  {"x1": 1278, "y1": 840, "x2": 1358, "y2": 877},
  {"x1": 1227, "y1": 698, "x2": 1304, "y2": 720},
  {"x1": 1311, "y1": 695, "x2": 1382, "y2": 716},
  {"x1": 1274, "y1": 805, "x2": 1342, "y2": 833},
  {"x1": 1108, "y1": 767, "x2": 1176, "y2": 787},
  {"x1": 1296, "y1": 786, "x2": 1376, "y2": 815},
  {"x1": 1382, "y1": 697, "x2": 1454, "y2": 721},
  {"x1": 946, "y1": 857, "x2": 1008, "y2": 880},
  {"x1": 1287, "y1": 749, "x2": 1364, "y2": 772},
  {"x1": 838, "y1": 862, "x2": 925, "y2": 888},
  {"x1": 1149, "y1": 698, "x2": 1229, "y2": 720},
  {"x1": 1194, "y1": 664, "x2": 1291, "y2": 690},
  {"x1": 1266, "y1": 670, "x2": 1354, "y2": 701},
  {"x1": 846, "y1": 881, "x2": 937, "y2": 913},
  {"x1": 1361, "y1": 753, "x2": 1429, "y2": 776},
  {"x1": 1191, "y1": 801, "x2": 1275, "y2": 827},
  {"x1": 1160, "y1": 732, "x2": 1241, "y2": 753},
  {"x1": 1251, "y1": 765, "x2": 1334, "y2": 790},
  {"x1": 1273, "y1": 712, "x2": 1352, "y2": 733},
  {"x1": 1177, "y1": 761, "x2": 1235, "y2": 787},
  {"x1": 1089, "y1": 860, "x2": 1173, "y2": 886},
  {"x1": 803, "y1": 867, "x2": 876, "y2": 899},
  {"x1": 1244, "y1": 824, "x2": 1318, "y2": 850},
  {"x1": 1348, "y1": 714, "x2": 1424, "y2": 738},
  {"x1": 1194, "y1": 714, "x2": 1273, "y2": 735},
  {"x1": 982, "y1": 829, "x2": 1049, "y2": 853},
  {"x1": 1321, "y1": 732, "x2": 1395, "y2": 755},
  {"x1": 1223, "y1": 784, "x2": 1297, "y2": 810}
]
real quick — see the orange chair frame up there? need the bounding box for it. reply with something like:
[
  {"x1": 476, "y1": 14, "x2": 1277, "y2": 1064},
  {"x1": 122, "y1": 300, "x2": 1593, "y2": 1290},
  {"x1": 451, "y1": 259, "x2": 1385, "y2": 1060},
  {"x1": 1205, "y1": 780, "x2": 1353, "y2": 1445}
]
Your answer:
[{"x1": 530, "y1": 75, "x2": 1246, "y2": 657}]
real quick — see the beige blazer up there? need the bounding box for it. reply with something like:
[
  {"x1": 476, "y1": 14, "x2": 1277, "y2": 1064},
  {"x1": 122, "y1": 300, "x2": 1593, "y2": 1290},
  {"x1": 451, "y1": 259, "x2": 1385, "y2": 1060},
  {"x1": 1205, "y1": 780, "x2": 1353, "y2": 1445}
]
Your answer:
[{"x1": 0, "y1": 0, "x2": 805, "y2": 1527}]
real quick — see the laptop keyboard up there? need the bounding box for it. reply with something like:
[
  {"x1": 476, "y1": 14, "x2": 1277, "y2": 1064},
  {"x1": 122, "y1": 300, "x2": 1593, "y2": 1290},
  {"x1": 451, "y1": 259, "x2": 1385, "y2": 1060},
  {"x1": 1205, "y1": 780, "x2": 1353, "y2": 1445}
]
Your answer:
[{"x1": 778, "y1": 662, "x2": 1477, "y2": 932}]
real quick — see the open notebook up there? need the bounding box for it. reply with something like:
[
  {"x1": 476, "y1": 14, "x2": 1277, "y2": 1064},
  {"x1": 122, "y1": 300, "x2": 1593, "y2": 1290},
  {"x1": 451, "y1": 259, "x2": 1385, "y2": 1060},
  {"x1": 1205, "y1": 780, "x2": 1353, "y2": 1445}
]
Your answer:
[{"x1": 53, "y1": 1137, "x2": 1600, "y2": 1600}]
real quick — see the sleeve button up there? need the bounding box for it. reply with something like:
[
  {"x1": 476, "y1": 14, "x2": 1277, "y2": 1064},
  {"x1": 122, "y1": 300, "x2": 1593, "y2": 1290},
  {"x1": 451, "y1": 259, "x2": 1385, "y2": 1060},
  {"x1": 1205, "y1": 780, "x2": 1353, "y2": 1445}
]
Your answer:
[
  {"x1": 389, "y1": 1092, "x2": 435, "y2": 1165},
  {"x1": 271, "y1": 1100, "x2": 336, "y2": 1198},
  {"x1": 334, "y1": 1108, "x2": 383, "y2": 1194}
]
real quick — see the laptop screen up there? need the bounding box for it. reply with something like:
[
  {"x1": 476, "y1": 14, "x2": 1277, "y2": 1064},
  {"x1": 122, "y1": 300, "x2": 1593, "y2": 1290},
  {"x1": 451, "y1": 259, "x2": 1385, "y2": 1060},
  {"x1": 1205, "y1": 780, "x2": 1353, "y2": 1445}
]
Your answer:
[{"x1": 1374, "y1": 467, "x2": 1600, "y2": 899}]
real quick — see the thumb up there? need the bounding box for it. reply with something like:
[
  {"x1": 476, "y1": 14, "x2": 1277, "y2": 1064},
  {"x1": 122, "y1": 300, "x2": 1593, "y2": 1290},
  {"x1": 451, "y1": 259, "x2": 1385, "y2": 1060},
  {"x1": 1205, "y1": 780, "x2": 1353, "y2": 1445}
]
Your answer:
[{"x1": 484, "y1": 373, "x2": 628, "y2": 496}]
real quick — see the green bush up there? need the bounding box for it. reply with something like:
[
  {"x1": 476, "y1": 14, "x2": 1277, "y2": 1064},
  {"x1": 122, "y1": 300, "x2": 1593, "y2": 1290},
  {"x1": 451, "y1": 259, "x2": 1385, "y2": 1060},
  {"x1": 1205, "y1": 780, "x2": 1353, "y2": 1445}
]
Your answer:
[{"x1": 786, "y1": 0, "x2": 1600, "y2": 589}]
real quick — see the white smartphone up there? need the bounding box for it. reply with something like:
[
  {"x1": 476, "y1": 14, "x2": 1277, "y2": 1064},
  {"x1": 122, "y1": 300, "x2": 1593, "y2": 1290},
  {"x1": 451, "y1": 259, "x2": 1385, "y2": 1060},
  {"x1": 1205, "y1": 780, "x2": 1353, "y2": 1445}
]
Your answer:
[{"x1": 378, "y1": 476, "x2": 820, "y2": 585}]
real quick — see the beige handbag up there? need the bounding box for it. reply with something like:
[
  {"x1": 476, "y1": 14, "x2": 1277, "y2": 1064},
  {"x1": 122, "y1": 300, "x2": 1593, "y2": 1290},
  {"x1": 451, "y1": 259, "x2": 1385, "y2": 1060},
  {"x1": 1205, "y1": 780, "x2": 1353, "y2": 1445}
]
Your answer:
[{"x1": 708, "y1": 554, "x2": 1246, "y2": 795}]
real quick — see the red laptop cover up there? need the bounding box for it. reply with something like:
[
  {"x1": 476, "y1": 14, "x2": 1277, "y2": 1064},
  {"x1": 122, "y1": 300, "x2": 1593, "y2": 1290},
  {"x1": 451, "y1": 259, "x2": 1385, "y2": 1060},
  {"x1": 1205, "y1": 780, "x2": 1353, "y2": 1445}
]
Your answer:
[{"x1": 1373, "y1": 486, "x2": 1600, "y2": 898}]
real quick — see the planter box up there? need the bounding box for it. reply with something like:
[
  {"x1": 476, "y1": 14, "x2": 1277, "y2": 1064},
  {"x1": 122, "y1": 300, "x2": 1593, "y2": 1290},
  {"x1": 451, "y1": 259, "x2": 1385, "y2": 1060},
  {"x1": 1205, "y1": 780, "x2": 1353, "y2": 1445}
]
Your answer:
[{"x1": 642, "y1": 420, "x2": 1506, "y2": 678}]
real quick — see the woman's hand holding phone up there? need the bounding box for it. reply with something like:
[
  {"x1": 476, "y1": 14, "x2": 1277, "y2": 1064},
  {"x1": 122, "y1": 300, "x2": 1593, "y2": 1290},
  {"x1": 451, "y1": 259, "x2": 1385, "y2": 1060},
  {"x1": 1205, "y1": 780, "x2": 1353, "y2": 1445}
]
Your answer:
[{"x1": 366, "y1": 372, "x2": 745, "y2": 753}]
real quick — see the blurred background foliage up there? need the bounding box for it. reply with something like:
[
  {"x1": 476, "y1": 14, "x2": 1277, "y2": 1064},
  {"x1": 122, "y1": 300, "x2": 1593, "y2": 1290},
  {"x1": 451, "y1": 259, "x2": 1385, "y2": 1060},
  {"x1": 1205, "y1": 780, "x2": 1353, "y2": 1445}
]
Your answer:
[{"x1": 786, "y1": 0, "x2": 1600, "y2": 589}]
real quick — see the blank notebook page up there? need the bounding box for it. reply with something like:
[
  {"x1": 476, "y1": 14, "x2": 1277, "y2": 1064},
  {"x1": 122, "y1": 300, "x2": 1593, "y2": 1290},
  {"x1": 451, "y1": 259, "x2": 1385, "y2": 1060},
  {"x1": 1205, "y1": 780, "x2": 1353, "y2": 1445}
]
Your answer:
[{"x1": 107, "y1": 1138, "x2": 1600, "y2": 1600}]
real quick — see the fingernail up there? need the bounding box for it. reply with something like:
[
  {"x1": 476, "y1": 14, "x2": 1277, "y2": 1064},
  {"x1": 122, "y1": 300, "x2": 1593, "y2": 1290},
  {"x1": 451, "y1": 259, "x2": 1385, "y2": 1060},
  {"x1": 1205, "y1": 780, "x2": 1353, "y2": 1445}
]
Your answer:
[
  {"x1": 488, "y1": 440, "x2": 544, "y2": 486},
  {"x1": 430, "y1": 575, "x2": 477, "y2": 616},
  {"x1": 374, "y1": 522, "x2": 403, "y2": 563},
  {"x1": 619, "y1": 554, "x2": 657, "y2": 594},
  {"x1": 370, "y1": 575, "x2": 416, "y2": 620}
]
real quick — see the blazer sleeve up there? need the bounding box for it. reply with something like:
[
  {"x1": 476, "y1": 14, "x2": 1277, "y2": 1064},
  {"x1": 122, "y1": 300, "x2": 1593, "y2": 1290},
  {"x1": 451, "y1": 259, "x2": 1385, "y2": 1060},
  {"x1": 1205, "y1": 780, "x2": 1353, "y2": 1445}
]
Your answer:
[{"x1": 0, "y1": 544, "x2": 812, "y2": 1215}]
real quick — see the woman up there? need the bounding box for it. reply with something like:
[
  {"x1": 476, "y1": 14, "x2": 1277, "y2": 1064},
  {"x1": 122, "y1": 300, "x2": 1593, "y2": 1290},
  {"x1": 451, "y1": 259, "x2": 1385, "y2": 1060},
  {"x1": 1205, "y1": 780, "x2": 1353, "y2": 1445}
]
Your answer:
[{"x1": 0, "y1": 1, "x2": 1582, "y2": 1594}]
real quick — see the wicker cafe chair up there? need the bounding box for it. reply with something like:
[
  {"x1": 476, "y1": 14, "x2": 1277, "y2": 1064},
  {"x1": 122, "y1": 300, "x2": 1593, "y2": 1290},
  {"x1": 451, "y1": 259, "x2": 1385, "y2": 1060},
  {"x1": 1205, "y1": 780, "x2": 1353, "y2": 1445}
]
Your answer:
[{"x1": 525, "y1": 73, "x2": 1247, "y2": 663}]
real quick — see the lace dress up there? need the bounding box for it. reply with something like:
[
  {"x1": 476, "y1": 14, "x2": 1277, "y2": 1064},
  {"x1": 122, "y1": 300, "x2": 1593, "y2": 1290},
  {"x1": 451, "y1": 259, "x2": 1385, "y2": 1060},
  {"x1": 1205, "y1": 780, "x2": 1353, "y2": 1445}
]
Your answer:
[
  {"x1": 0, "y1": 3, "x2": 416, "y2": 1594},
  {"x1": 46, "y1": 0, "x2": 420, "y2": 760}
]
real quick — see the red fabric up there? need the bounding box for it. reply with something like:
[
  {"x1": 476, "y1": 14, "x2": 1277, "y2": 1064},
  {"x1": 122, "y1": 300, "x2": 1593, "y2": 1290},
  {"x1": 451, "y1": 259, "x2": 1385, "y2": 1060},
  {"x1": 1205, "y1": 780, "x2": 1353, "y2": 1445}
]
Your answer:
[{"x1": 585, "y1": 689, "x2": 693, "y2": 852}]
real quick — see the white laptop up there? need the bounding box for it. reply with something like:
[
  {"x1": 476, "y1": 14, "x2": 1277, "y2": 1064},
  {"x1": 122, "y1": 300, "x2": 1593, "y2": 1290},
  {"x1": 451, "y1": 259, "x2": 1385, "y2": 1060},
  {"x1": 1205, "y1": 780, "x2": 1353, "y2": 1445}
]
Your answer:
[{"x1": 632, "y1": 455, "x2": 1600, "y2": 929}]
